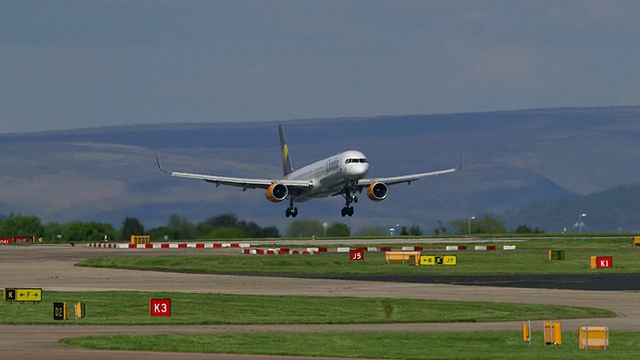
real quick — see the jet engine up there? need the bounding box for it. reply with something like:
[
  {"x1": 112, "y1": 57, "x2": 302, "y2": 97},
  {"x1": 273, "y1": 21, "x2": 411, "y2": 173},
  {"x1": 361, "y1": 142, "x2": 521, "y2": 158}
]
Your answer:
[
  {"x1": 266, "y1": 183, "x2": 288, "y2": 202},
  {"x1": 367, "y1": 182, "x2": 388, "y2": 201}
]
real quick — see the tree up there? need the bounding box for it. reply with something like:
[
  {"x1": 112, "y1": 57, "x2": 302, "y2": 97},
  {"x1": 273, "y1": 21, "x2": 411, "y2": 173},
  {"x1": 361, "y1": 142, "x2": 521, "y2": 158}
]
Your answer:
[
  {"x1": 120, "y1": 216, "x2": 145, "y2": 241},
  {"x1": 44, "y1": 222, "x2": 63, "y2": 242},
  {"x1": 434, "y1": 220, "x2": 447, "y2": 236},
  {"x1": 0, "y1": 213, "x2": 44, "y2": 238},
  {"x1": 399, "y1": 224, "x2": 422, "y2": 236},
  {"x1": 63, "y1": 221, "x2": 116, "y2": 242},
  {"x1": 210, "y1": 227, "x2": 248, "y2": 239},
  {"x1": 514, "y1": 224, "x2": 545, "y2": 234},
  {"x1": 450, "y1": 215, "x2": 507, "y2": 235},
  {"x1": 286, "y1": 220, "x2": 324, "y2": 238},
  {"x1": 514, "y1": 224, "x2": 533, "y2": 234},
  {"x1": 194, "y1": 214, "x2": 279, "y2": 239},
  {"x1": 326, "y1": 223, "x2": 350, "y2": 237},
  {"x1": 355, "y1": 225, "x2": 387, "y2": 237},
  {"x1": 259, "y1": 226, "x2": 280, "y2": 238},
  {"x1": 147, "y1": 226, "x2": 172, "y2": 241},
  {"x1": 167, "y1": 214, "x2": 196, "y2": 239},
  {"x1": 197, "y1": 213, "x2": 238, "y2": 234},
  {"x1": 408, "y1": 224, "x2": 422, "y2": 236}
]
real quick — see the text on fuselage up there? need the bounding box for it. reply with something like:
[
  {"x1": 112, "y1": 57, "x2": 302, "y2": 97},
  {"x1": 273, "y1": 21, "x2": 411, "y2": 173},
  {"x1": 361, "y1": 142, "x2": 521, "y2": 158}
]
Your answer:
[{"x1": 325, "y1": 158, "x2": 340, "y2": 174}]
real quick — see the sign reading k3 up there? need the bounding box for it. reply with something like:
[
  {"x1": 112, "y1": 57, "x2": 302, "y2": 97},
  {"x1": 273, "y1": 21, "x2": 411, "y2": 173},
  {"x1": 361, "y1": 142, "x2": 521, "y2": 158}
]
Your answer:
[{"x1": 150, "y1": 298, "x2": 172, "y2": 317}]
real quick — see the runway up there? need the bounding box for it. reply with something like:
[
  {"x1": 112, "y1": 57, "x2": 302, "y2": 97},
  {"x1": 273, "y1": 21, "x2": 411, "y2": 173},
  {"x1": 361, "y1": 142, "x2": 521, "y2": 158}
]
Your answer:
[{"x1": 0, "y1": 245, "x2": 638, "y2": 360}]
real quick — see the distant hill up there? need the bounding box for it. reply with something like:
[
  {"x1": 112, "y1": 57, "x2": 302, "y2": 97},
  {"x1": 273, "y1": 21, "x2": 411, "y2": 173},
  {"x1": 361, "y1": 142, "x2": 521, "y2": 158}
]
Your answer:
[
  {"x1": 503, "y1": 181, "x2": 640, "y2": 233},
  {"x1": 1, "y1": 106, "x2": 640, "y2": 233}
]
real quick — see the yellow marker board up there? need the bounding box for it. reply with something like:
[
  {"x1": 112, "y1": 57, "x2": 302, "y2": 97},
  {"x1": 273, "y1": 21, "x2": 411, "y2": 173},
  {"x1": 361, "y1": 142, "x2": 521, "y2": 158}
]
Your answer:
[
  {"x1": 420, "y1": 255, "x2": 457, "y2": 266},
  {"x1": 4, "y1": 288, "x2": 42, "y2": 302}
]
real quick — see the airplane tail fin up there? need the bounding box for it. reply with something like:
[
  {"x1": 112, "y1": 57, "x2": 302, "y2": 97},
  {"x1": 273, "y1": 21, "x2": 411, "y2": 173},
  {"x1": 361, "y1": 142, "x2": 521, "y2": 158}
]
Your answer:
[{"x1": 279, "y1": 124, "x2": 294, "y2": 177}]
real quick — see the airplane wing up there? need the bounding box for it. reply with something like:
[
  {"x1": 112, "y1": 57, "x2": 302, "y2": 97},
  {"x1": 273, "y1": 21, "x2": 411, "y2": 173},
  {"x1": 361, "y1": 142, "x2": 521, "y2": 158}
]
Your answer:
[
  {"x1": 356, "y1": 152, "x2": 463, "y2": 187},
  {"x1": 357, "y1": 167, "x2": 458, "y2": 187},
  {"x1": 156, "y1": 153, "x2": 312, "y2": 190}
]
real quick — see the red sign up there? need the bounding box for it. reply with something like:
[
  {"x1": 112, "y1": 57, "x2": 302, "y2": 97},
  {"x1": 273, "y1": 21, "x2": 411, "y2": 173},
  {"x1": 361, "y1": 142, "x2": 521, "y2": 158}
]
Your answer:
[
  {"x1": 349, "y1": 249, "x2": 365, "y2": 261},
  {"x1": 0, "y1": 238, "x2": 13, "y2": 244},
  {"x1": 150, "y1": 298, "x2": 172, "y2": 317},
  {"x1": 13, "y1": 236, "x2": 30, "y2": 243},
  {"x1": 596, "y1": 257, "x2": 612, "y2": 269}
]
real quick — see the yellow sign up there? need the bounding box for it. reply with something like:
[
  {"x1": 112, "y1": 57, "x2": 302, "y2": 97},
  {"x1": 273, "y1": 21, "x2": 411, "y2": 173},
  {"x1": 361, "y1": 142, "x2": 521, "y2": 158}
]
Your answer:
[
  {"x1": 420, "y1": 255, "x2": 457, "y2": 266},
  {"x1": 75, "y1": 302, "x2": 86, "y2": 319},
  {"x1": 4, "y1": 288, "x2": 42, "y2": 302},
  {"x1": 130, "y1": 235, "x2": 150, "y2": 245}
]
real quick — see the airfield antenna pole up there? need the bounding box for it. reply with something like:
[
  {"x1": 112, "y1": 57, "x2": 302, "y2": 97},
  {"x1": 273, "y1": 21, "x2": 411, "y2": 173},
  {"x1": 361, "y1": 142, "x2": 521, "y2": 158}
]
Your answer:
[
  {"x1": 579, "y1": 213, "x2": 587, "y2": 233},
  {"x1": 468, "y1": 216, "x2": 475, "y2": 236}
]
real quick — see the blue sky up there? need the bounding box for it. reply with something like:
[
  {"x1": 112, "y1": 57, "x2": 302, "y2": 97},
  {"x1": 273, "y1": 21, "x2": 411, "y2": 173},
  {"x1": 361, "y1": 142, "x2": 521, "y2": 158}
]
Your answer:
[{"x1": 2, "y1": 0, "x2": 639, "y2": 133}]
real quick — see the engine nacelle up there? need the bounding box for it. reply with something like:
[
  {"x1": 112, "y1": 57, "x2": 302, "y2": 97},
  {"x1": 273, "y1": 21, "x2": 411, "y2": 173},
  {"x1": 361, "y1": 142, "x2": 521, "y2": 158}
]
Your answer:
[
  {"x1": 367, "y1": 182, "x2": 388, "y2": 202},
  {"x1": 266, "y1": 183, "x2": 288, "y2": 203}
]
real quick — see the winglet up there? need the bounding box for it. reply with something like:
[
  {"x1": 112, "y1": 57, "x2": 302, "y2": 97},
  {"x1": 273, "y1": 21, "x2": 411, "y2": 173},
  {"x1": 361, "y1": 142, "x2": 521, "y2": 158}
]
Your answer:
[
  {"x1": 459, "y1": 150, "x2": 464, "y2": 170},
  {"x1": 279, "y1": 124, "x2": 294, "y2": 177},
  {"x1": 155, "y1": 151, "x2": 171, "y2": 174}
]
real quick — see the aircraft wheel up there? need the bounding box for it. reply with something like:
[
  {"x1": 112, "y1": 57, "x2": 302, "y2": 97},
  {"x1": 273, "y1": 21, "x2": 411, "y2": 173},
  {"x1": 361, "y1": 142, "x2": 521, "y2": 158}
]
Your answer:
[
  {"x1": 292, "y1": 207, "x2": 298, "y2": 217},
  {"x1": 341, "y1": 207, "x2": 347, "y2": 217},
  {"x1": 285, "y1": 208, "x2": 291, "y2": 217},
  {"x1": 348, "y1": 207, "x2": 354, "y2": 216}
]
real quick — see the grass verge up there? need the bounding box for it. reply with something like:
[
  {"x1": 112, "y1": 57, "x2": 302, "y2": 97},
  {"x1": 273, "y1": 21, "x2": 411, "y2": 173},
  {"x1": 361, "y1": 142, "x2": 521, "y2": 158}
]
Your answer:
[
  {"x1": 60, "y1": 331, "x2": 640, "y2": 359},
  {"x1": 78, "y1": 246, "x2": 640, "y2": 275},
  {"x1": 0, "y1": 291, "x2": 615, "y2": 325}
]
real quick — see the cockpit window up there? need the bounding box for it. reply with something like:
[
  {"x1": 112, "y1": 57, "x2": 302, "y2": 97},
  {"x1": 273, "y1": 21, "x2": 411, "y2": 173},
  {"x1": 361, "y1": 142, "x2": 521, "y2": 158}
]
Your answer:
[{"x1": 345, "y1": 158, "x2": 368, "y2": 164}]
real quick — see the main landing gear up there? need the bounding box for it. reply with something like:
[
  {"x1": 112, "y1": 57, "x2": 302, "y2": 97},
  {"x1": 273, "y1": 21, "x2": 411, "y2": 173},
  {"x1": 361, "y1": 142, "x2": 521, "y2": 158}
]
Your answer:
[
  {"x1": 341, "y1": 188, "x2": 357, "y2": 217},
  {"x1": 285, "y1": 198, "x2": 298, "y2": 218}
]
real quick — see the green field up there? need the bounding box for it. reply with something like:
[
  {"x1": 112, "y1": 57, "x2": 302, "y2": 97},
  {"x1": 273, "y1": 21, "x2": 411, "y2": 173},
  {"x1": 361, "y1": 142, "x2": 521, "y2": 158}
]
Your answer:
[
  {"x1": 0, "y1": 291, "x2": 614, "y2": 325},
  {"x1": 61, "y1": 331, "x2": 640, "y2": 359},
  {"x1": 78, "y1": 238, "x2": 640, "y2": 275}
]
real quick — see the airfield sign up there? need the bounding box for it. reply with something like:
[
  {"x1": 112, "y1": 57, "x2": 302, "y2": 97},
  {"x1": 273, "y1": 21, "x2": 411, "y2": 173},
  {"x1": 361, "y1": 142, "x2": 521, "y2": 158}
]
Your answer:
[
  {"x1": 150, "y1": 298, "x2": 172, "y2": 317},
  {"x1": 3, "y1": 288, "x2": 42, "y2": 302}
]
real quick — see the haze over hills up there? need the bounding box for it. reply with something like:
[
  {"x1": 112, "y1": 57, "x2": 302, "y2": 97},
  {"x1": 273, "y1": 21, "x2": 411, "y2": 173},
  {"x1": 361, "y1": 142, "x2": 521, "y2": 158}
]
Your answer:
[{"x1": 1, "y1": 106, "x2": 640, "y2": 234}]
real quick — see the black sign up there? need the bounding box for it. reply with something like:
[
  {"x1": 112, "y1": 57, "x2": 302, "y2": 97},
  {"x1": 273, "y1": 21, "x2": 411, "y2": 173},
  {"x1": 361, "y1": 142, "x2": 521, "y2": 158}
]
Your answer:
[
  {"x1": 53, "y1": 302, "x2": 67, "y2": 320},
  {"x1": 4, "y1": 288, "x2": 16, "y2": 301}
]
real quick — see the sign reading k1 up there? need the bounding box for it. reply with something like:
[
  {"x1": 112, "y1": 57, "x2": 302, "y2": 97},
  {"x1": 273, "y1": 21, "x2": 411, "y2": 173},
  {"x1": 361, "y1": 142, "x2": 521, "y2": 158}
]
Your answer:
[
  {"x1": 150, "y1": 298, "x2": 172, "y2": 317},
  {"x1": 596, "y1": 256, "x2": 612, "y2": 269}
]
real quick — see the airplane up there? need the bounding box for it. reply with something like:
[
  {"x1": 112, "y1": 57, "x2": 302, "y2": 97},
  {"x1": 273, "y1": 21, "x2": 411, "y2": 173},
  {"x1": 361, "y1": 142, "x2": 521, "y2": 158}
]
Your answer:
[{"x1": 156, "y1": 124, "x2": 462, "y2": 218}]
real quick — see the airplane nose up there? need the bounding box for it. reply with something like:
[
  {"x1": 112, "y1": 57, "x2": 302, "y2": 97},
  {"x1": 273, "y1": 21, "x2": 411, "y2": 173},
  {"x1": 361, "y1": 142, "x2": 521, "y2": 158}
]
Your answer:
[{"x1": 356, "y1": 163, "x2": 369, "y2": 176}]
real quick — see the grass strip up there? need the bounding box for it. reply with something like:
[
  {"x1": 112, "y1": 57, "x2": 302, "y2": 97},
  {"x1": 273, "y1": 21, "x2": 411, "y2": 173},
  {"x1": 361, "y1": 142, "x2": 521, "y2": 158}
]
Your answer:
[
  {"x1": 0, "y1": 291, "x2": 614, "y2": 325},
  {"x1": 61, "y1": 331, "x2": 640, "y2": 359},
  {"x1": 78, "y1": 246, "x2": 640, "y2": 275}
]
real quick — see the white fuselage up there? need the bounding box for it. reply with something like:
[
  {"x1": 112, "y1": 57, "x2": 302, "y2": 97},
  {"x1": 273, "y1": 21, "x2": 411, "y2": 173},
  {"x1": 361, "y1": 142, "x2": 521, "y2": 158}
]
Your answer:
[{"x1": 285, "y1": 150, "x2": 369, "y2": 201}]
